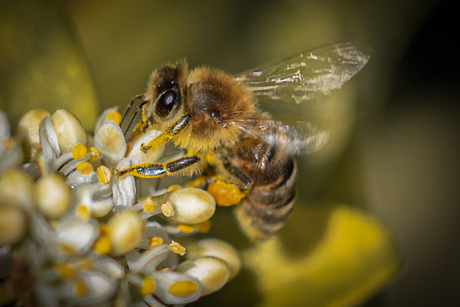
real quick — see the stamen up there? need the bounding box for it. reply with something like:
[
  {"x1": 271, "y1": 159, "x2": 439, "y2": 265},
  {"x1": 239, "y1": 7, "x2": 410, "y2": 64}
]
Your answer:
[
  {"x1": 177, "y1": 224, "x2": 195, "y2": 233},
  {"x1": 74, "y1": 280, "x2": 87, "y2": 297},
  {"x1": 72, "y1": 144, "x2": 88, "y2": 160},
  {"x1": 161, "y1": 200, "x2": 175, "y2": 217},
  {"x1": 97, "y1": 165, "x2": 112, "y2": 185},
  {"x1": 93, "y1": 235, "x2": 112, "y2": 255},
  {"x1": 89, "y1": 147, "x2": 102, "y2": 161},
  {"x1": 148, "y1": 236, "x2": 164, "y2": 248},
  {"x1": 107, "y1": 110, "x2": 122, "y2": 125},
  {"x1": 143, "y1": 197, "x2": 156, "y2": 213},
  {"x1": 168, "y1": 280, "x2": 198, "y2": 297},
  {"x1": 76, "y1": 161, "x2": 91, "y2": 172},
  {"x1": 197, "y1": 220, "x2": 211, "y2": 233},
  {"x1": 80, "y1": 163, "x2": 94, "y2": 176},
  {"x1": 140, "y1": 277, "x2": 156, "y2": 295},
  {"x1": 76, "y1": 204, "x2": 91, "y2": 220},
  {"x1": 169, "y1": 240, "x2": 186, "y2": 256},
  {"x1": 166, "y1": 185, "x2": 182, "y2": 192},
  {"x1": 56, "y1": 262, "x2": 75, "y2": 278}
]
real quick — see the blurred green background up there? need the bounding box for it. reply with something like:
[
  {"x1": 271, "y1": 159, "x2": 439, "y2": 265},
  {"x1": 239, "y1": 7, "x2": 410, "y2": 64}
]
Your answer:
[{"x1": 1, "y1": 0, "x2": 459, "y2": 306}]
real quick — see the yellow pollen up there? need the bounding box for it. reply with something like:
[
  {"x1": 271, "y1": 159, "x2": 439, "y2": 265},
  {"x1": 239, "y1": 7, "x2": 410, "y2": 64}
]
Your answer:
[
  {"x1": 107, "y1": 110, "x2": 122, "y2": 125},
  {"x1": 76, "y1": 161, "x2": 92, "y2": 173},
  {"x1": 56, "y1": 263, "x2": 75, "y2": 278},
  {"x1": 166, "y1": 185, "x2": 182, "y2": 192},
  {"x1": 185, "y1": 176, "x2": 207, "y2": 188},
  {"x1": 72, "y1": 144, "x2": 88, "y2": 159},
  {"x1": 78, "y1": 259, "x2": 94, "y2": 270},
  {"x1": 74, "y1": 280, "x2": 87, "y2": 297},
  {"x1": 168, "y1": 280, "x2": 198, "y2": 297},
  {"x1": 169, "y1": 241, "x2": 186, "y2": 256},
  {"x1": 100, "y1": 223, "x2": 110, "y2": 235},
  {"x1": 97, "y1": 165, "x2": 112, "y2": 184},
  {"x1": 89, "y1": 147, "x2": 102, "y2": 161},
  {"x1": 93, "y1": 235, "x2": 112, "y2": 254},
  {"x1": 76, "y1": 204, "x2": 91, "y2": 220},
  {"x1": 197, "y1": 220, "x2": 211, "y2": 233},
  {"x1": 177, "y1": 224, "x2": 195, "y2": 233},
  {"x1": 140, "y1": 277, "x2": 156, "y2": 295},
  {"x1": 143, "y1": 197, "x2": 156, "y2": 212},
  {"x1": 59, "y1": 242, "x2": 78, "y2": 255},
  {"x1": 161, "y1": 201, "x2": 175, "y2": 217},
  {"x1": 82, "y1": 166, "x2": 94, "y2": 176},
  {"x1": 148, "y1": 236, "x2": 164, "y2": 247},
  {"x1": 207, "y1": 181, "x2": 245, "y2": 207}
]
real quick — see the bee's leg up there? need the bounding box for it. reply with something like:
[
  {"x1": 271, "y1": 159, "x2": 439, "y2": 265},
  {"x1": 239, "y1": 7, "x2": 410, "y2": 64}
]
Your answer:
[
  {"x1": 114, "y1": 155, "x2": 201, "y2": 179},
  {"x1": 221, "y1": 159, "x2": 253, "y2": 190},
  {"x1": 195, "y1": 156, "x2": 251, "y2": 207},
  {"x1": 141, "y1": 113, "x2": 191, "y2": 153}
]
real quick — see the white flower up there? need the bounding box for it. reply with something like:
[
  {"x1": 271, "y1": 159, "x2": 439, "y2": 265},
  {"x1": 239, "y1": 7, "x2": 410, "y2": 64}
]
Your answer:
[
  {"x1": 0, "y1": 111, "x2": 22, "y2": 172},
  {"x1": 123, "y1": 244, "x2": 202, "y2": 306}
]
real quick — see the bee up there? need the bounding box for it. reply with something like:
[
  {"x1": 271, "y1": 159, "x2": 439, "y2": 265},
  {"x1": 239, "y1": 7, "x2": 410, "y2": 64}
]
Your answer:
[{"x1": 115, "y1": 42, "x2": 370, "y2": 239}]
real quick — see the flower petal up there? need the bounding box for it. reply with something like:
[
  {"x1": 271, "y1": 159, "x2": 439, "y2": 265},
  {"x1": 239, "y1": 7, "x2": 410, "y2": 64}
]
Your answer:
[
  {"x1": 94, "y1": 121, "x2": 126, "y2": 165},
  {"x1": 128, "y1": 129, "x2": 165, "y2": 165},
  {"x1": 186, "y1": 238, "x2": 241, "y2": 279},
  {"x1": 176, "y1": 256, "x2": 230, "y2": 296},
  {"x1": 166, "y1": 188, "x2": 216, "y2": 224},
  {"x1": 39, "y1": 116, "x2": 61, "y2": 171},
  {"x1": 55, "y1": 218, "x2": 99, "y2": 255},
  {"x1": 131, "y1": 245, "x2": 170, "y2": 273},
  {"x1": 151, "y1": 270, "x2": 202, "y2": 304},
  {"x1": 95, "y1": 106, "x2": 121, "y2": 132},
  {"x1": 93, "y1": 256, "x2": 125, "y2": 280},
  {"x1": 113, "y1": 158, "x2": 136, "y2": 209}
]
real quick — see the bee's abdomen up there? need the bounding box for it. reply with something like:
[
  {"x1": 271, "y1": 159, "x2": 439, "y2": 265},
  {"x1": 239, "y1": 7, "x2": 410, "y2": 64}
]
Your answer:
[{"x1": 240, "y1": 158, "x2": 297, "y2": 239}]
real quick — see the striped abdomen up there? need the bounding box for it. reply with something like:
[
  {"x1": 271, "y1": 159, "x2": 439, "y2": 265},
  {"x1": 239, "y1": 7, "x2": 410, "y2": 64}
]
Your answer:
[{"x1": 225, "y1": 136, "x2": 298, "y2": 239}]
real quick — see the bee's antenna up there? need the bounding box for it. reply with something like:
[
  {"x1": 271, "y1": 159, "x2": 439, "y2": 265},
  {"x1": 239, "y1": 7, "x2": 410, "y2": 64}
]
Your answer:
[
  {"x1": 120, "y1": 94, "x2": 144, "y2": 126},
  {"x1": 121, "y1": 95, "x2": 149, "y2": 137}
]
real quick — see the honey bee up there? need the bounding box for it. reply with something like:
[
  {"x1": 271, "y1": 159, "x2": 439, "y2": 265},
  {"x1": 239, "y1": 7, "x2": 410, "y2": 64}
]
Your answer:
[{"x1": 115, "y1": 42, "x2": 370, "y2": 239}]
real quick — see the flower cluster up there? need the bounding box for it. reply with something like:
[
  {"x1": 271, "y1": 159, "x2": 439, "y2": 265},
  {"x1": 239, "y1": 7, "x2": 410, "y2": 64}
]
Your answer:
[{"x1": 0, "y1": 108, "x2": 240, "y2": 306}]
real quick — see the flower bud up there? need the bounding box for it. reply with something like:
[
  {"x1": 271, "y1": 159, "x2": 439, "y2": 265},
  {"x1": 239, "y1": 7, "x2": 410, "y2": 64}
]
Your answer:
[
  {"x1": 128, "y1": 129, "x2": 165, "y2": 164},
  {"x1": 0, "y1": 202, "x2": 27, "y2": 246},
  {"x1": 176, "y1": 256, "x2": 230, "y2": 296},
  {"x1": 16, "y1": 109, "x2": 50, "y2": 160},
  {"x1": 166, "y1": 188, "x2": 216, "y2": 224},
  {"x1": 107, "y1": 210, "x2": 145, "y2": 255},
  {"x1": 51, "y1": 109, "x2": 87, "y2": 153},
  {"x1": 94, "y1": 122, "x2": 126, "y2": 165},
  {"x1": 35, "y1": 174, "x2": 71, "y2": 220},
  {"x1": 186, "y1": 238, "x2": 241, "y2": 279},
  {"x1": 0, "y1": 169, "x2": 34, "y2": 210},
  {"x1": 94, "y1": 106, "x2": 121, "y2": 132}
]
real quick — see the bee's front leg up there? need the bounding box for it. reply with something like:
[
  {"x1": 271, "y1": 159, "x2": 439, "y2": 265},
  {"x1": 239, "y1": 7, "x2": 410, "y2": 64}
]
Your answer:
[{"x1": 114, "y1": 155, "x2": 201, "y2": 179}]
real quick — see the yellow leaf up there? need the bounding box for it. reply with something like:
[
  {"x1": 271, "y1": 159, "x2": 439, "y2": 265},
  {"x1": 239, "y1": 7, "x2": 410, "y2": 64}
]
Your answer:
[{"x1": 243, "y1": 202, "x2": 402, "y2": 307}]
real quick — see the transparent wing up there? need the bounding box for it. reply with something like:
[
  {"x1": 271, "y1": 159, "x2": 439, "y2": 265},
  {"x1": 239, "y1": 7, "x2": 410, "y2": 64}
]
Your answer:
[
  {"x1": 234, "y1": 42, "x2": 371, "y2": 104},
  {"x1": 228, "y1": 118, "x2": 329, "y2": 156}
]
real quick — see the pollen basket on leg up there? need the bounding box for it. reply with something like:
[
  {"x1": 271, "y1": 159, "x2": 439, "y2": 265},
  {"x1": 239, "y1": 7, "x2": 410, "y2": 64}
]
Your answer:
[{"x1": 117, "y1": 163, "x2": 166, "y2": 178}]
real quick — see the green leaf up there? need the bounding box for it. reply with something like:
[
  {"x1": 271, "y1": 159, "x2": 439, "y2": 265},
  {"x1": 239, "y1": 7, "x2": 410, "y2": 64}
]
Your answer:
[{"x1": 0, "y1": 0, "x2": 99, "y2": 132}]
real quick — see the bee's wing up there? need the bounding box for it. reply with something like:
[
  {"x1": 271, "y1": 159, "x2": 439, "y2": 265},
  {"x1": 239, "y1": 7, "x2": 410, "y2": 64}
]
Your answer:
[
  {"x1": 229, "y1": 119, "x2": 329, "y2": 155},
  {"x1": 234, "y1": 42, "x2": 371, "y2": 104}
]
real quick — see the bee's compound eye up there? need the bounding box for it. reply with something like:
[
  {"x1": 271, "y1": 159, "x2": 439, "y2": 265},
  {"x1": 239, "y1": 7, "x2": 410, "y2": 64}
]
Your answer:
[{"x1": 156, "y1": 89, "x2": 178, "y2": 117}]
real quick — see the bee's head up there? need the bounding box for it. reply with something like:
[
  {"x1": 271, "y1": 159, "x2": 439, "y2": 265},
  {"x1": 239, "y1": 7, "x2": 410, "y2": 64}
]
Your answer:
[
  {"x1": 144, "y1": 64, "x2": 256, "y2": 153},
  {"x1": 144, "y1": 62, "x2": 188, "y2": 129}
]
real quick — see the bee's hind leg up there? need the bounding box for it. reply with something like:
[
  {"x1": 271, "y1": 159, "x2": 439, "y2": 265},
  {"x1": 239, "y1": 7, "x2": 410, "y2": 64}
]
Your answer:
[{"x1": 114, "y1": 155, "x2": 201, "y2": 179}]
